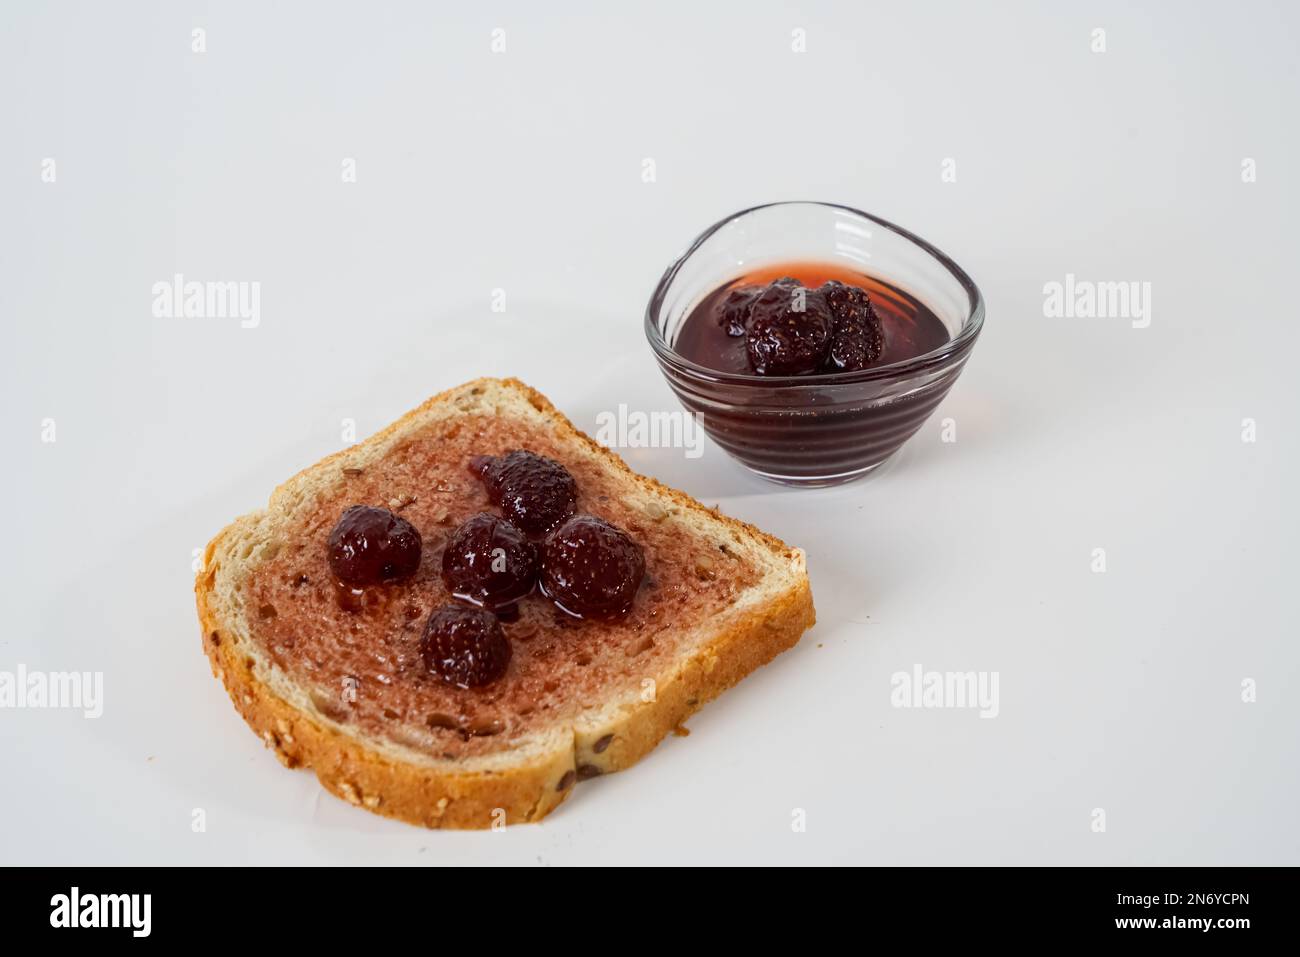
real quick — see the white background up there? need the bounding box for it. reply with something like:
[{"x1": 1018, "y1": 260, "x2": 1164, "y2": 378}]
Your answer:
[{"x1": 3, "y1": 1, "x2": 1297, "y2": 865}]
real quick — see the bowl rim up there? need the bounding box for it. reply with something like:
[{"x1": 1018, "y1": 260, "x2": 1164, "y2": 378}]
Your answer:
[{"x1": 645, "y1": 201, "x2": 985, "y2": 387}]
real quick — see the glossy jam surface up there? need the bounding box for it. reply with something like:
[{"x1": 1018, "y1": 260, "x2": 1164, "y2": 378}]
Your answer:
[
  {"x1": 674, "y1": 262, "x2": 950, "y2": 377},
  {"x1": 662, "y1": 262, "x2": 960, "y2": 483},
  {"x1": 243, "y1": 412, "x2": 763, "y2": 757}
]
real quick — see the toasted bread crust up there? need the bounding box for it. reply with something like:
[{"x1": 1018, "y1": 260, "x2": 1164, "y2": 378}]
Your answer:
[{"x1": 195, "y1": 378, "x2": 815, "y2": 829}]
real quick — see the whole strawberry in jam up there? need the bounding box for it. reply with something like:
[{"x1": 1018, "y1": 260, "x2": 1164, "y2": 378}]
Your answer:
[
  {"x1": 709, "y1": 276, "x2": 886, "y2": 376},
  {"x1": 420, "y1": 605, "x2": 512, "y2": 688},
  {"x1": 540, "y1": 515, "x2": 645, "y2": 619},
  {"x1": 470, "y1": 450, "x2": 577, "y2": 536},
  {"x1": 821, "y1": 279, "x2": 884, "y2": 372},
  {"x1": 441, "y1": 513, "x2": 538, "y2": 608},
  {"x1": 744, "y1": 278, "x2": 833, "y2": 375},
  {"x1": 327, "y1": 505, "x2": 422, "y2": 586},
  {"x1": 718, "y1": 284, "x2": 762, "y2": 337}
]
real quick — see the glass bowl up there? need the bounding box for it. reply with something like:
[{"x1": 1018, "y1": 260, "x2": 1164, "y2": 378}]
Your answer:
[{"x1": 645, "y1": 202, "x2": 984, "y2": 486}]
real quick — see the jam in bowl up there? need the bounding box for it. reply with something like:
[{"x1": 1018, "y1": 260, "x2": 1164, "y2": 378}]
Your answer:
[{"x1": 645, "y1": 202, "x2": 984, "y2": 486}]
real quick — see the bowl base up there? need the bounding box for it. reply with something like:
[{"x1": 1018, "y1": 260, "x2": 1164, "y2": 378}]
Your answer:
[{"x1": 745, "y1": 459, "x2": 890, "y2": 488}]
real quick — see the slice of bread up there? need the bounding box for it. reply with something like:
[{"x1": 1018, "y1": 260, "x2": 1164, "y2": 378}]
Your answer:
[{"x1": 195, "y1": 378, "x2": 815, "y2": 829}]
